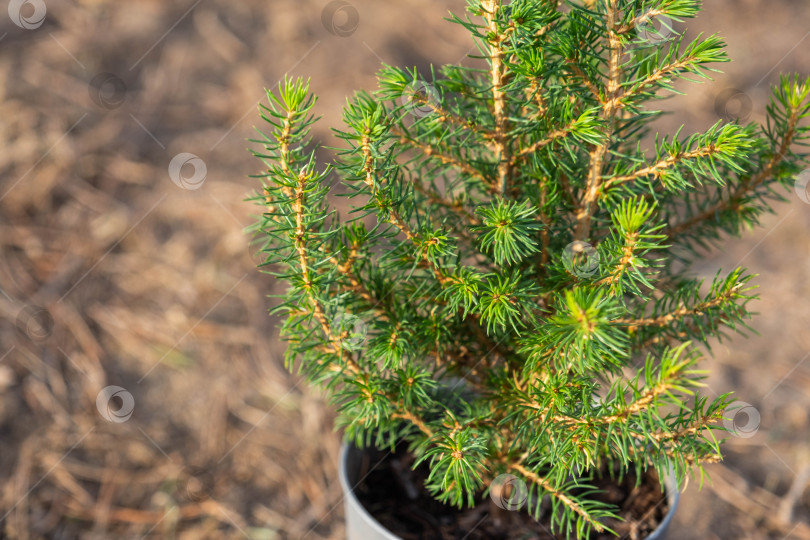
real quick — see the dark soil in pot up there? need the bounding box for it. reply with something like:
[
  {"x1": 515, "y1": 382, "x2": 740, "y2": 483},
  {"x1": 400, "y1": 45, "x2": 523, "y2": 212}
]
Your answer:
[{"x1": 353, "y1": 445, "x2": 669, "y2": 540}]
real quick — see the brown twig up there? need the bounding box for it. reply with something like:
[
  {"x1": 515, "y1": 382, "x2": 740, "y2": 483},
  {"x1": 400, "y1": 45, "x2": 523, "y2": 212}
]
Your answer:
[
  {"x1": 603, "y1": 147, "x2": 719, "y2": 191},
  {"x1": 391, "y1": 126, "x2": 495, "y2": 190},
  {"x1": 482, "y1": 0, "x2": 512, "y2": 195},
  {"x1": 508, "y1": 462, "x2": 605, "y2": 532},
  {"x1": 612, "y1": 287, "x2": 740, "y2": 330},
  {"x1": 575, "y1": 0, "x2": 623, "y2": 240}
]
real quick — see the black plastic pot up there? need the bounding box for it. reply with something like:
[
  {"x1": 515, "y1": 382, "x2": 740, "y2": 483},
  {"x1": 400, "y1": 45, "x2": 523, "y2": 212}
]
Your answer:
[{"x1": 339, "y1": 444, "x2": 680, "y2": 540}]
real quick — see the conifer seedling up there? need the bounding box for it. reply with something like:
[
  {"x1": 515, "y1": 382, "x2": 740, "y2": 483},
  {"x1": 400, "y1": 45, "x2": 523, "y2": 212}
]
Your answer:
[{"x1": 249, "y1": 0, "x2": 810, "y2": 536}]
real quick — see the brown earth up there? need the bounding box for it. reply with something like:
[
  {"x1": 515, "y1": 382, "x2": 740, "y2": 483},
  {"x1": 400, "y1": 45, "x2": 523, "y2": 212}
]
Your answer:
[{"x1": 0, "y1": 0, "x2": 809, "y2": 539}]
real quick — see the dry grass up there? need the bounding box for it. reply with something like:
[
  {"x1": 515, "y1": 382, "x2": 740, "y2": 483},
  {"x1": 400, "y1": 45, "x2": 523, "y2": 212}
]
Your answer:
[{"x1": 0, "y1": 0, "x2": 808, "y2": 538}]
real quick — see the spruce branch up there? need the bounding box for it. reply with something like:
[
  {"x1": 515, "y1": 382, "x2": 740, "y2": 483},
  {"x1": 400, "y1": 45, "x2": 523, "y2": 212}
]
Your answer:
[
  {"x1": 613, "y1": 283, "x2": 746, "y2": 330},
  {"x1": 666, "y1": 75, "x2": 810, "y2": 242},
  {"x1": 404, "y1": 85, "x2": 496, "y2": 140},
  {"x1": 603, "y1": 122, "x2": 753, "y2": 191},
  {"x1": 625, "y1": 34, "x2": 729, "y2": 99},
  {"x1": 391, "y1": 125, "x2": 495, "y2": 190},
  {"x1": 564, "y1": 58, "x2": 604, "y2": 102},
  {"x1": 292, "y1": 171, "x2": 363, "y2": 376}
]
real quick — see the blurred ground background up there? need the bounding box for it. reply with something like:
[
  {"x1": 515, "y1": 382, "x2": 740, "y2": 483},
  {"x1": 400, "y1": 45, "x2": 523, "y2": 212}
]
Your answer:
[{"x1": 0, "y1": 0, "x2": 808, "y2": 538}]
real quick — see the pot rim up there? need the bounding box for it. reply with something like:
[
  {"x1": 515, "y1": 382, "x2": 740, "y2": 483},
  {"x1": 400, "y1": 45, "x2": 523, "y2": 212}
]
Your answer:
[
  {"x1": 339, "y1": 443, "x2": 680, "y2": 540},
  {"x1": 338, "y1": 444, "x2": 401, "y2": 540}
]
